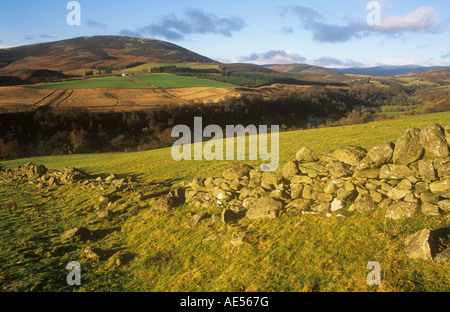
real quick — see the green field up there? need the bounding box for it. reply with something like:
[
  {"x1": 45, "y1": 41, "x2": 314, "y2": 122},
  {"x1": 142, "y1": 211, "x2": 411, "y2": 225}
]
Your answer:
[
  {"x1": 134, "y1": 73, "x2": 236, "y2": 89},
  {"x1": 30, "y1": 76, "x2": 151, "y2": 90},
  {"x1": 28, "y1": 73, "x2": 235, "y2": 90},
  {"x1": 1, "y1": 112, "x2": 449, "y2": 292}
]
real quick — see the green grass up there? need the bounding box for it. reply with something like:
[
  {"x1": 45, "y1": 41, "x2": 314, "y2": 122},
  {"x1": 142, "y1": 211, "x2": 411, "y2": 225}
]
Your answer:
[
  {"x1": 30, "y1": 76, "x2": 152, "y2": 90},
  {"x1": 1, "y1": 111, "x2": 450, "y2": 292},
  {"x1": 134, "y1": 74, "x2": 236, "y2": 89}
]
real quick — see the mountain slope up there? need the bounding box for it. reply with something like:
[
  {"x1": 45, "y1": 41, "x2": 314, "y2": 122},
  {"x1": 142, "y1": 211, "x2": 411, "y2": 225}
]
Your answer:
[
  {"x1": 334, "y1": 65, "x2": 450, "y2": 77},
  {"x1": 265, "y1": 63, "x2": 342, "y2": 77},
  {"x1": 0, "y1": 36, "x2": 217, "y2": 74}
]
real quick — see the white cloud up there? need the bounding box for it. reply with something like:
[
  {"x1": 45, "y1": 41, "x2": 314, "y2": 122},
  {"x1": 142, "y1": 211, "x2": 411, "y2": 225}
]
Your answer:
[
  {"x1": 231, "y1": 50, "x2": 306, "y2": 65},
  {"x1": 374, "y1": 7, "x2": 438, "y2": 33}
]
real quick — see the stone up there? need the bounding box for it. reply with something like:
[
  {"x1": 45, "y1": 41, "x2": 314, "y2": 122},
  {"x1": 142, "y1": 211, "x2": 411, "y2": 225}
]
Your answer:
[
  {"x1": 286, "y1": 198, "x2": 311, "y2": 211},
  {"x1": 191, "y1": 212, "x2": 211, "y2": 225},
  {"x1": 419, "y1": 123, "x2": 449, "y2": 158},
  {"x1": 152, "y1": 189, "x2": 185, "y2": 212},
  {"x1": 191, "y1": 178, "x2": 206, "y2": 191},
  {"x1": 291, "y1": 175, "x2": 313, "y2": 185},
  {"x1": 429, "y1": 179, "x2": 450, "y2": 196},
  {"x1": 281, "y1": 161, "x2": 299, "y2": 180},
  {"x1": 337, "y1": 188, "x2": 357, "y2": 202},
  {"x1": 421, "y1": 203, "x2": 440, "y2": 216},
  {"x1": 434, "y1": 157, "x2": 450, "y2": 178},
  {"x1": 353, "y1": 169, "x2": 380, "y2": 179},
  {"x1": 326, "y1": 161, "x2": 353, "y2": 178},
  {"x1": 84, "y1": 247, "x2": 105, "y2": 261},
  {"x1": 230, "y1": 236, "x2": 245, "y2": 246},
  {"x1": 353, "y1": 195, "x2": 377, "y2": 215},
  {"x1": 323, "y1": 181, "x2": 337, "y2": 194},
  {"x1": 446, "y1": 126, "x2": 450, "y2": 145},
  {"x1": 60, "y1": 227, "x2": 92, "y2": 243},
  {"x1": 420, "y1": 192, "x2": 440, "y2": 204},
  {"x1": 404, "y1": 229, "x2": 433, "y2": 260},
  {"x1": 261, "y1": 171, "x2": 280, "y2": 189},
  {"x1": 223, "y1": 164, "x2": 253, "y2": 180},
  {"x1": 330, "y1": 198, "x2": 343, "y2": 211},
  {"x1": 290, "y1": 183, "x2": 304, "y2": 199},
  {"x1": 418, "y1": 159, "x2": 436, "y2": 180},
  {"x1": 367, "y1": 142, "x2": 395, "y2": 166},
  {"x1": 379, "y1": 165, "x2": 416, "y2": 180},
  {"x1": 397, "y1": 179, "x2": 413, "y2": 191},
  {"x1": 387, "y1": 188, "x2": 411, "y2": 201},
  {"x1": 97, "y1": 209, "x2": 112, "y2": 219},
  {"x1": 393, "y1": 128, "x2": 424, "y2": 165},
  {"x1": 386, "y1": 202, "x2": 419, "y2": 220},
  {"x1": 317, "y1": 193, "x2": 333, "y2": 202},
  {"x1": 107, "y1": 251, "x2": 135, "y2": 268},
  {"x1": 295, "y1": 147, "x2": 318, "y2": 163},
  {"x1": 246, "y1": 197, "x2": 284, "y2": 220},
  {"x1": 332, "y1": 146, "x2": 367, "y2": 166},
  {"x1": 369, "y1": 189, "x2": 383, "y2": 203},
  {"x1": 437, "y1": 199, "x2": 450, "y2": 212}
]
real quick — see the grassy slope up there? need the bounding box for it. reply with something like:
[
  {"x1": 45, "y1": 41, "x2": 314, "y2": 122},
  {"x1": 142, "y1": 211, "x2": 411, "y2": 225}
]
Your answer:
[
  {"x1": 134, "y1": 74, "x2": 236, "y2": 89},
  {"x1": 1, "y1": 112, "x2": 450, "y2": 292}
]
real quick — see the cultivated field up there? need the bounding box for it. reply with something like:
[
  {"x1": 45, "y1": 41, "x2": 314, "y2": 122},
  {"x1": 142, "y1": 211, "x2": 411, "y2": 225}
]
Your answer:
[{"x1": 0, "y1": 78, "x2": 241, "y2": 113}]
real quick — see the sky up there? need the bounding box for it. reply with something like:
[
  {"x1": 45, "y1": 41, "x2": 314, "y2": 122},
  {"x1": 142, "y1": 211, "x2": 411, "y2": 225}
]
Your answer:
[{"x1": 0, "y1": 0, "x2": 450, "y2": 68}]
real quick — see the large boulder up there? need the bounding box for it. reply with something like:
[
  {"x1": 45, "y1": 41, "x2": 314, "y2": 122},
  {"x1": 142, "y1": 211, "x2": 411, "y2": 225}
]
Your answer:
[
  {"x1": 393, "y1": 128, "x2": 423, "y2": 165},
  {"x1": 352, "y1": 195, "x2": 376, "y2": 215},
  {"x1": 246, "y1": 197, "x2": 284, "y2": 220},
  {"x1": 295, "y1": 147, "x2": 318, "y2": 163},
  {"x1": 223, "y1": 164, "x2": 253, "y2": 180},
  {"x1": 419, "y1": 124, "x2": 449, "y2": 158},
  {"x1": 367, "y1": 142, "x2": 395, "y2": 166},
  {"x1": 404, "y1": 229, "x2": 433, "y2": 260},
  {"x1": 385, "y1": 202, "x2": 419, "y2": 220},
  {"x1": 379, "y1": 164, "x2": 416, "y2": 180},
  {"x1": 332, "y1": 146, "x2": 367, "y2": 166}
]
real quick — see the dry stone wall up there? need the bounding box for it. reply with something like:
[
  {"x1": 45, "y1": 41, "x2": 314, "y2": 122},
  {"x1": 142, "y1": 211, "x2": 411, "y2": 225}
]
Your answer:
[{"x1": 159, "y1": 123, "x2": 450, "y2": 223}]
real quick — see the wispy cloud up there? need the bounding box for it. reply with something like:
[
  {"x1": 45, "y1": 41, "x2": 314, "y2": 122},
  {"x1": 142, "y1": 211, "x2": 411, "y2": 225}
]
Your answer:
[
  {"x1": 225, "y1": 50, "x2": 306, "y2": 65},
  {"x1": 120, "y1": 9, "x2": 245, "y2": 41},
  {"x1": 86, "y1": 20, "x2": 107, "y2": 29},
  {"x1": 442, "y1": 53, "x2": 450, "y2": 59},
  {"x1": 284, "y1": 5, "x2": 440, "y2": 43},
  {"x1": 313, "y1": 57, "x2": 363, "y2": 68}
]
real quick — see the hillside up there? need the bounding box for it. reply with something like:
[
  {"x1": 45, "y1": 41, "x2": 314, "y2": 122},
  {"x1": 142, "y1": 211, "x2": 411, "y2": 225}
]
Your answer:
[
  {"x1": 405, "y1": 68, "x2": 450, "y2": 84},
  {"x1": 0, "y1": 112, "x2": 449, "y2": 292},
  {"x1": 265, "y1": 63, "x2": 342, "y2": 77},
  {"x1": 0, "y1": 36, "x2": 217, "y2": 76},
  {"x1": 335, "y1": 65, "x2": 450, "y2": 77}
]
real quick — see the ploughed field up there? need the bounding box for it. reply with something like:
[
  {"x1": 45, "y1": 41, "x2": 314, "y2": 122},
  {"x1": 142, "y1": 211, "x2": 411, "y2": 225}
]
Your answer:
[{"x1": 0, "y1": 74, "x2": 240, "y2": 113}]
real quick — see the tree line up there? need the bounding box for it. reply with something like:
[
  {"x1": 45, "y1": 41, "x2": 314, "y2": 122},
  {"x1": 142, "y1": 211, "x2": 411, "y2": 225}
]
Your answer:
[{"x1": 0, "y1": 84, "x2": 443, "y2": 160}]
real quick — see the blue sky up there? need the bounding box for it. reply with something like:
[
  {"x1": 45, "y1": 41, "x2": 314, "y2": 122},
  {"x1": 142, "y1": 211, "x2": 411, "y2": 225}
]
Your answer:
[{"x1": 1, "y1": 0, "x2": 449, "y2": 67}]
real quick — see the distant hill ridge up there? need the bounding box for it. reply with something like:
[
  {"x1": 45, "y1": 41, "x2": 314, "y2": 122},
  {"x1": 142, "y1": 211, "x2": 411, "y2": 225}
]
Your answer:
[{"x1": 0, "y1": 36, "x2": 217, "y2": 74}]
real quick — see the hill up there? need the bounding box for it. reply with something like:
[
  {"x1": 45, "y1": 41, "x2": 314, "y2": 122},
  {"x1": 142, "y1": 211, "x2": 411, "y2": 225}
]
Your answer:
[
  {"x1": 265, "y1": 63, "x2": 342, "y2": 77},
  {"x1": 0, "y1": 36, "x2": 217, "y2": 76},
  {"x1": 405, "y1": 68, "x2": 450, "y2": 84},
  {"x1": 335, "y1": 65, "x2": 450, "y2": 77}
]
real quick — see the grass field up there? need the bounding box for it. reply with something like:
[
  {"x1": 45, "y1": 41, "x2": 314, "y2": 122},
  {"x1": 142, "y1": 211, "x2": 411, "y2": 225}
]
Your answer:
[
  {"x1": 28, "y1": 73, "x2": 235, "y2": 90},
  {"x1": 134, "y1": 74, "x2": 236, "y2": 89},
  {"x1": 30, "y1": 76, "x2": 151, "y2": 90},
  {"x1": 1, "y1": 112, "x2": 449, "y2": 292}
]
